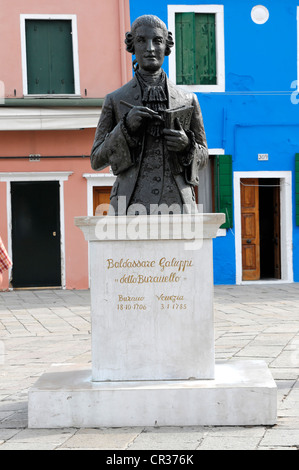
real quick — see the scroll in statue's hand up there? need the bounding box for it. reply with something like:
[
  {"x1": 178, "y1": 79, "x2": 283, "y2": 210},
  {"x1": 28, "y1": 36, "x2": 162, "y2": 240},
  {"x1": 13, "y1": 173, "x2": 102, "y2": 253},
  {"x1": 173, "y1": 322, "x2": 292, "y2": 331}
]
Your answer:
[{"x1": 163, "y1": 118, "x2": 190, "y2": 153}]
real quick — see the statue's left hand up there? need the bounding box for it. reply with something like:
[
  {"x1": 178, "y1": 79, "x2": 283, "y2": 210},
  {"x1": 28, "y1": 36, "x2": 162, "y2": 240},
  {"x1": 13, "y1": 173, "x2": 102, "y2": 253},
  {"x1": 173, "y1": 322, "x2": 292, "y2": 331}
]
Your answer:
[{"x1": 163, "y1": 118, "x2": 190, "y2": 153}]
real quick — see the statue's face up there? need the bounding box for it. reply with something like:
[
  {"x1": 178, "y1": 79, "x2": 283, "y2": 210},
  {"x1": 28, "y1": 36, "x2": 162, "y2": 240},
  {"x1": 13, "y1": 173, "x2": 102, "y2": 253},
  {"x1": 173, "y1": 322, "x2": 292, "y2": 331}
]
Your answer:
[{"x1": 134, "y1": 25, "x2": 167, "y2": 72}]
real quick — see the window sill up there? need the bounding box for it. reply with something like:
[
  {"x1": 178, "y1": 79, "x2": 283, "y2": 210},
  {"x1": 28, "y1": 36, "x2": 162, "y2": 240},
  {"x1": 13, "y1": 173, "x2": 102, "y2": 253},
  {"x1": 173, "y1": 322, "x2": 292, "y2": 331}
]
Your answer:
[
  {"x1": 24, "y1": 94, "x2": 82, "y2": 98},
  {"x1": 1, "y1": 98, "x2": 104, "y2": 107},
  {"x1": 0, "y1": 106, "x2": 102, "y2": 130},
  {"x1": 176, "y1": 84, "x2": 225, "y2": 93}
]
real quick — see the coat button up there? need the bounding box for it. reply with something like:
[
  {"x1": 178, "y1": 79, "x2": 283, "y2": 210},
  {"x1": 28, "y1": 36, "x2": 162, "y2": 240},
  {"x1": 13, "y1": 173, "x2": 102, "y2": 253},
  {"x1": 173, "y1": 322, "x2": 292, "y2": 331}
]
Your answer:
[
  {"x1": 152, "y1": 189, "x2": 159, "y2": 195},
  {"x1": 134, "y1": 95, "x2": 140, "y2": 100}
]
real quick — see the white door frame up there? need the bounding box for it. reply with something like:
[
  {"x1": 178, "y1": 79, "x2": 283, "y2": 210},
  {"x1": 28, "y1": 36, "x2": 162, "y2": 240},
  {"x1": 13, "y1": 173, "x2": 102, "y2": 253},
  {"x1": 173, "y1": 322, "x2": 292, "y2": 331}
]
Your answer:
[
  {"x1": 0, "y1": 171, "x2": 72, "y2": 289},
  {"x1": 234, "y1": 171, "x2": 293, "y2": 285},
  {"x1": 167, "y1": 4, "x2": 225, "y2": 93},
  {"x1": 83, "y1": 172, "x2": 116, "y2": 216},
  {"x1": 83, "y1": 172, "x2": 116, "y2": 287},
  {"x1": 20, "y1": 14, "x2": 81, "y2": 97}
]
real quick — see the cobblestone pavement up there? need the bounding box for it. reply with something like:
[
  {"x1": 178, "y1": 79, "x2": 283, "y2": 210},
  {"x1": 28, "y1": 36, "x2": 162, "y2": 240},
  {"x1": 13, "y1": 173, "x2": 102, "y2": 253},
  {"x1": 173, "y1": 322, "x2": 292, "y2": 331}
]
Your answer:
[{"x1": 0, "y1": 284, "x2": 298, "y2": 450}]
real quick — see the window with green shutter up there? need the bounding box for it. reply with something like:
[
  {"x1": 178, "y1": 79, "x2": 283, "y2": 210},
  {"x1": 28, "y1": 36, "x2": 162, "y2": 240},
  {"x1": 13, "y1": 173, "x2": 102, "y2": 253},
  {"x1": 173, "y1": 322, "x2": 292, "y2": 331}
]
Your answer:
[
  {"x1": 213, "y1": 155, "x2": 233, "y2": 229},
  {"x1": 295, "y1": 154, "x2": 299, "y2": 226},
  {"x1": 175, "y1": 12, "x2": 217, "y2": 86},
  {"x1": 25, "y1": 20, "x2": 75, "y2": 95}
]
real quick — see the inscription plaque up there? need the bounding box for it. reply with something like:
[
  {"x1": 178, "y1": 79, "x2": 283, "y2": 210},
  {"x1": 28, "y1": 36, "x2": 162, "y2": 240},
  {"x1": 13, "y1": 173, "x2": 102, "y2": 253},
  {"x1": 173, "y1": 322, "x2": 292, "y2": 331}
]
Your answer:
[{"x1": 87, "y1": 215, "x2": 218, "y2": 382}]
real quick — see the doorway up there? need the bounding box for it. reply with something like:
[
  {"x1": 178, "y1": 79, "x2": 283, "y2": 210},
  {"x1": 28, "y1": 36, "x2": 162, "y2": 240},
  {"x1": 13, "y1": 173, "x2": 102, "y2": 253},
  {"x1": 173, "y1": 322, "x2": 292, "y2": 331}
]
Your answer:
[
  {"x1": 240, "y1": 178, "x2": 281, "y2": 281},
  {"x1": 259, "y1": 179, "x2": 281, "y2": 280},
  {"x1": 11, "y1": 181, "x2": 61, "y2": 288}
]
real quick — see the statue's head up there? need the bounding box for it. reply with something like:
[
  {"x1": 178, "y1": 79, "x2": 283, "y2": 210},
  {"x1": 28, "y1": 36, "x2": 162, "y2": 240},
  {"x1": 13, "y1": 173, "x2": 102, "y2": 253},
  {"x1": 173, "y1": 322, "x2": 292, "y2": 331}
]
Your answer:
[{"x1": 125, "y1": 15, "x2": 174, "y2": 72}]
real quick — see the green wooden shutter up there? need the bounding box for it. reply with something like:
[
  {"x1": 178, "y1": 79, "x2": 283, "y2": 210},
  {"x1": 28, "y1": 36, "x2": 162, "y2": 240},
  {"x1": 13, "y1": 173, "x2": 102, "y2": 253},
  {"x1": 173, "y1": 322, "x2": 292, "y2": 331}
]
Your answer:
[
  {"x1": 175, "y1": 13, "x2": 217, "y2": 86},
  {"x1": 295, "y1": 154, "x2": 299, "y2": 225},
  {"x1": 49, "y1": 21, "x2": 75, "y2": 94},
  {"x1": 26, "y1": 20, "x2": 50, "y2": 94},
  {"x1": 26, "y1": 20, "x2": 75, "y2": 94},
  {"x1": 214, "y1": 155, "x2": 233, "y2": 229},
  {"x1": 195, "y1": 14, "x2": 217, "y2": 85},
  {"x1": 175, "y1": 13, "x2": 196, "y2": 85}
]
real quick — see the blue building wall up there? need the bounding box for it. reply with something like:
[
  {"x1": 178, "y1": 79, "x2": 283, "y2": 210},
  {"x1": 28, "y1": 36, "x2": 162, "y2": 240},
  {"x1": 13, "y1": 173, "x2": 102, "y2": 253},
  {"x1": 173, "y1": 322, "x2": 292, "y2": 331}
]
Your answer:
[{"x1": 128, "y1": 0, "x2": 299, "y2": 284}]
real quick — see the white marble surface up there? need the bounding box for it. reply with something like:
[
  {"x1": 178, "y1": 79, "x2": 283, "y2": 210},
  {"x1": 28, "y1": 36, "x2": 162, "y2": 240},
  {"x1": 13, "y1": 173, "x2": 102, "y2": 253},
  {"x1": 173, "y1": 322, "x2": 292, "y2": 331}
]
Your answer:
[
  {"x1": 28, "y1": 213, "x2": 278, "y2": 429},
  {"x1": 77, "y1": 215, "x2": 225, "y2": 381},
  {"x1": 75, "y1": 213, "x2": 226, "y2": 242},
  {"x1": 28, "y1": 360, "x2": 277, "y2": 428}
]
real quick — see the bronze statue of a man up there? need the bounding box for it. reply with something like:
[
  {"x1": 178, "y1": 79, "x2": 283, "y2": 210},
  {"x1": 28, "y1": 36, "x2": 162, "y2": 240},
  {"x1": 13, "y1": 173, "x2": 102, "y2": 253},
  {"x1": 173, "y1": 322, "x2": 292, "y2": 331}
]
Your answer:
[{"x1": 91, "y1": 15, "x2": 208, "y2": 215}]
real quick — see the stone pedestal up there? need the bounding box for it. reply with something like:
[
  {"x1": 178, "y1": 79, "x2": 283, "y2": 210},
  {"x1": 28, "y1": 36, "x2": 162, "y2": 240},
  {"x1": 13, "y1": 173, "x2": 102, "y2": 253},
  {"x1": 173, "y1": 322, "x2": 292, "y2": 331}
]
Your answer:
[
  {"x1": 85, "y1": 214, "x2": 219, "y2": 382},
  {"x1": 28, "y1": 214, "x2": 277, "y2": 428},
  {"x1": 28, "y1": 360, "x2": 277, "y2": 428}
]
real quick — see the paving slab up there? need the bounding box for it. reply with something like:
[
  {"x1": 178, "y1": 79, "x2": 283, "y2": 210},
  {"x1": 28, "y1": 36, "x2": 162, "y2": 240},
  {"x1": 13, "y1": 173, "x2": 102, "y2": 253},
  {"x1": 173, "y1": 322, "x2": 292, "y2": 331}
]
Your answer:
[
  {"x1": 197, "y1": 436, "x2": 261, "y2": 450},
  {"x1": 127, "y1": 427, "x2": 205, "y2": 450},
  {"x1": 60, "y1": 428, "x2": 142, "y2": 450},
  {"x1": 0, "y1": 284, "x2": 298, "y2": 450}
]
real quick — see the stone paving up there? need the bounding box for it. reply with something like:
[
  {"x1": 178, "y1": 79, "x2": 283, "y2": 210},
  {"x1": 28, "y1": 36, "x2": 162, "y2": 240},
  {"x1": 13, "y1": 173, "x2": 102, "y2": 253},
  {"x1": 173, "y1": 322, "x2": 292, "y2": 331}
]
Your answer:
[{"x1": 0, "y1": 284, "x2": 298, "y2": 450}]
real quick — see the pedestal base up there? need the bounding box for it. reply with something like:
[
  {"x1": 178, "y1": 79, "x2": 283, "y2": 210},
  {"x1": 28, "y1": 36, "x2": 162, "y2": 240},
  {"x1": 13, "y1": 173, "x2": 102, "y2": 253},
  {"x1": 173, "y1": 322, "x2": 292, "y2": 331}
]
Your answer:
[{"x1": 28, "y1": 360, "x2": 277, "y2": 428}]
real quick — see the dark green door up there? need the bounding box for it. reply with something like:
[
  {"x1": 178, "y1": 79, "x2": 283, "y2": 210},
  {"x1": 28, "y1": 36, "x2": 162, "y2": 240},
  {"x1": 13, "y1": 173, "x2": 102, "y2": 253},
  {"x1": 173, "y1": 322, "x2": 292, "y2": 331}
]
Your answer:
[
  {"x1": 11, "y1": 181, "x2": 61, "y2": 288},
  {"x1": 26, "y1": 19, "x2": 75, "y2": 94}
]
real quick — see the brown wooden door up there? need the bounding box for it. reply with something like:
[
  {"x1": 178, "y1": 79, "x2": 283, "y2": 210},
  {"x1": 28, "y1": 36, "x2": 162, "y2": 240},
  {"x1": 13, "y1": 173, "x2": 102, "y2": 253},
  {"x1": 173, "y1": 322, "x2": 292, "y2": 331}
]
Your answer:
[
  {"x1": 93, "y1": 187, "x2": 111, "y2": 216},
  {"x1": 241, "y1": 178, "x2": 260, "y2": 281}
]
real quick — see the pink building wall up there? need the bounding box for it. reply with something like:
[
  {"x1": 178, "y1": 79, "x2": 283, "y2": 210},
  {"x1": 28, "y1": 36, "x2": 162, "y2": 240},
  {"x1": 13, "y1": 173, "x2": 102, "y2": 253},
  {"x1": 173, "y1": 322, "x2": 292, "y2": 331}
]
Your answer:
[
  {"x1": 0, "y1": 181, "x2": 9, "y2": 288},
  {"x1": 0, "y1": 130, "x2": 96, "y2": 290},
  {"x1": 0, "y1": 0, "x2": 132, "y2": 98},
  {"x1": 0, "y1": 0, "x2": 132, "y2": 290}
]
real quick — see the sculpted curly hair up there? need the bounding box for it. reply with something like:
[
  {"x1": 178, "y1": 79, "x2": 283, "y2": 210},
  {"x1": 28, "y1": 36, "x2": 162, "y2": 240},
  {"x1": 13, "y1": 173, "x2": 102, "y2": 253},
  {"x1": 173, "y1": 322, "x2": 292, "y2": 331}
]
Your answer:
[{"x1": 125, "y1": 15, "x2": 174, "y2": 57}]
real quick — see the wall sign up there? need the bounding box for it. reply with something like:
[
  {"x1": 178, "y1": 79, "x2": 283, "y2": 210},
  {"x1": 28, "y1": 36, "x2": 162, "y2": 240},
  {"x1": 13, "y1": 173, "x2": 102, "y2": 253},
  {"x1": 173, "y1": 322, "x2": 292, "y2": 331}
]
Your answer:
[
  {"x1": 251, "y1": 5, "x2": 269, "y2": 25},
  {"x1": 258, "y1": 154, "x2": 269, "y2": 161}
]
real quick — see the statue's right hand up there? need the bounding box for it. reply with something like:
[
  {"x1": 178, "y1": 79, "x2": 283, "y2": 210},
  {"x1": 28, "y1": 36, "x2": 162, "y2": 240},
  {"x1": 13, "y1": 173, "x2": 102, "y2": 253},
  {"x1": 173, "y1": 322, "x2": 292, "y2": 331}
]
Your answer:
[{"x1": 125, "y1": 106, "x2": 162, "y2": 134}]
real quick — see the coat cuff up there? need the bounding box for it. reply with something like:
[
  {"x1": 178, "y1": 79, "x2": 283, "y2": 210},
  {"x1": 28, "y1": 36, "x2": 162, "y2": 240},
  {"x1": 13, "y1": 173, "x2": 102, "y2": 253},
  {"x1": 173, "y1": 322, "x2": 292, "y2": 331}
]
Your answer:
[
  {"x1": 120, "y1": 114, "x2": 140, "y2": 149},
  {"x1": 107, "y1": 121, "x2": 136, "y2": 175}
]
